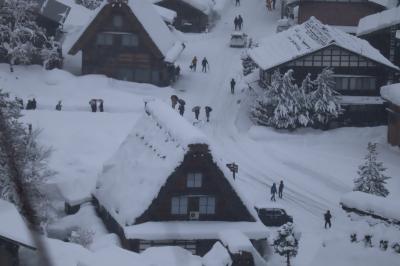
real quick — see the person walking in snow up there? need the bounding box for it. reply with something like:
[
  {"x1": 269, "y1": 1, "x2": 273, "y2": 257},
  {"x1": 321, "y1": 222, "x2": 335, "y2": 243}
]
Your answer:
[
  {"x1": 31, "y1": 98, "x2": 37, "y2": 110},
  {"x1": 238, "y1": 15, "x2": 243, "y2": 30},
  {"x1": 235, "y1": 0, "x2": 240, "y2": 6},
  {"x1": 192, "y1": 106, "x2": 201, "y2": 120},
  {"x1": 230, "y1": 78, "x2": 236, "y2": 94},
  {"x1": 190, "y1": 56, "x2": 198, "y2": 71},
  {"x1": 278, "y1": 180, "x2": 284, "y2": 199},
  {"x1": 89, "y1": 99, "x2": 97, "y2": 112},
  {"x1": 270, "y1": 183, "x2": 277, "y2": 202},
  {"x1": 55, "y1": 100, "x2": 62, "y2": 111},
  {"x1": 98, "y1": 99, "x2": 104, "y2": 112},
  {"x1": 171, "y1": 95, "x2": 179, "y2": 109},
  {"x1": 178, "y1": 103, "x2": 185, "y2": 116},
  {"x1": 324, "y1": 210, "x2": 332, "y2": 229},
  {"x1": 272, "y1": 0, "x2": 277, "y2": 9},
  {"x1": 205, "y1": 106, "x2": 212, "y2": 122},
  {"x1": 234, "y1": 16, "x2": 239, "y2": 30},
  {"x1": 201, "y1": 57, "x2": 209, "y2": 73}
]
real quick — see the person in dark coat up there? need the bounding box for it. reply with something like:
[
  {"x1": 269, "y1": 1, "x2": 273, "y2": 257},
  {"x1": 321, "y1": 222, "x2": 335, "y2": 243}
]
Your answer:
[
  {"x1": 99, "y1": 99, "x2": 104, "y2": 112},
  {"x1": 238, "y1": 15, "x2": 243, "y2": 30},
  {"x1": 205, "y1": 106, "x2": 212, "y2": 122},
  {"x1": 235, "y1": 0, "x2": 240, "y2": 6},
  {"x1": 201, "y1": 57, "x2": 209, "y2": 73},
  {"x1": 26, "y1": 100, "x2": 32, "y2": 110},
  {"x1": 230, "y1": 78, "x2": 236, "y2": 94},
  {"x1": 175, "y1": 65, "x2": 181, "y2": 78},
  {"x1": 190, "y1": 56, "x2": 197, "y2": 71},
  {"x1": 171, "y1": 95, "x2": 179, "y2": 109},
  {"x1": 278, "y1": 180, "x2": 284, "y2": 199},
  {"x1": 270, "y1": 183, "x2": 277, "y2": 201},
  {"x1": 55, "y1": 100, "x2": 62, "y2": 111},
  {"x1": 272, "y1": 0, "x2": 276, "y2": 9},
  {"x1": 234, "y1": 16, "x2": 239, "y2": 30},
  {"x1": 324, "y1": 210, "x2": 332, "y2": 229},
  {"x1": 192, "y1": 106, "x2": 201, "y2": 120},
  {"x1": 31, "y1": 98, "x2": 37, "y2": 110},
  {"x1": 89, "y1": 99, "x2": 97, "y2": 112},
  {"x1": 178, "y1": 104, "x2": 185, "y2": 116}
]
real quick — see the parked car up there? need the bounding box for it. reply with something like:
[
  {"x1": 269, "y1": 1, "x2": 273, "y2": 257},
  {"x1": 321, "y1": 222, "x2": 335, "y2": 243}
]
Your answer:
[
  {"x1": 230, "y1": 32, "x2": 248, "y2": 48},
  {"x1": 255, "y1": 207, "x2": 293, "y2": 226}
]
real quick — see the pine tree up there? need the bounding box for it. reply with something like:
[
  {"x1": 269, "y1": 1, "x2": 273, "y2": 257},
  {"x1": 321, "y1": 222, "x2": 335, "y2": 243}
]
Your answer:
[
  {"x1": 353, "y1": 142, "x2": 391, "y2": 197},
  {"x1": 309, "y1": 68, "x2": 342, "y2": 127},
  {"x1": 273, "y1": 223, "x2": 299, "y2": 266},
  {"x1": 296, "y1": 73, "x2": 313, "y2": 127},
  {"x1": 0, "y1": 90, "x2": 54, "y2": 228}
]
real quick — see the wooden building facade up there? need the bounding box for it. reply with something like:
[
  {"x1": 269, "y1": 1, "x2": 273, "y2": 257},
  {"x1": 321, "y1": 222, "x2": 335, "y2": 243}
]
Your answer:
[
  {"x1": 68, "y1": 0, "x2": 183, "y2": 86},
  {"x1": 298, "y1": 0, "x2": 385, "y2": 27},
  {"x1": 381, "y1": 84, "x2": 400, "y2": 146}
]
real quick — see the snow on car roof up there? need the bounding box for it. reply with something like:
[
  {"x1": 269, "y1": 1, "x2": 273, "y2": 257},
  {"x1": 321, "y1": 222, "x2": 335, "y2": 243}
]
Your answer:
[
  {"x1": 357, "y1": 5, "x2": 400, "y2": 36},
  {"x1": 381, "y1": 83, "x2": 400, "y2": 106},
  {"x1": 248, "y1": 17, "x2": 399, "y2": 71}
]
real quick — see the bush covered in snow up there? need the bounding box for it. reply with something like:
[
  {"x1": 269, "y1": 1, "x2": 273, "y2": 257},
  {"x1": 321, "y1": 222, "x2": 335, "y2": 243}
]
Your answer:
[
  {"x1": 353, "y1": 142, "x2": 391, "y2": 197},
  {"x1": 251, "y1": 68, "x2": 341, "y2": 130},
  {"x1": 273, "y1": 222, "x2": 300, "y2": 266},
  {"x1": 75, "y1": 0, "x2": 103, "y2": 10},
  {"x1": 0, "y1": 0, "x2": 62, "y2": 70},
  {"x1": 69, "y1": 228, "x2": 94, "y2": 248}
]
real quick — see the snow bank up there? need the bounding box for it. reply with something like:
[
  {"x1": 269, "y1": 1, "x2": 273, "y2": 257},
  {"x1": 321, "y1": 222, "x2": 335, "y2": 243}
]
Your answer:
[
  {"x1": 141, "y1": 246, "x2": 203, "y2": 266},
  {"x1": 219, "y1": 229, "x2": 253, "y2": 253},
  {"x1": 202, "y1": 242, "x2": 232, "y2": 266},
  {"x1": 0, "y1": 199, "x2": 35, "y2": 248},
  {"x1": 381, "y1": 83, "x2": 400, "y2": 106},
  {"x1": 248, "y1": 17, "x2": 398, "y2": 71},
  {"x1": 78, "y1": 246, "x2": 145, "y2": 266},
  {"x1": 357, "y1": 5, "x2": 400, "y2": 36},
  {"x1": 340, "y1": 191, "x2": 400, "y2": 223}
]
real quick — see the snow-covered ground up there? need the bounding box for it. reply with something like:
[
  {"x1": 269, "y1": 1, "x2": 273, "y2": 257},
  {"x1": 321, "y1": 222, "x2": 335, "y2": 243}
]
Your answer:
[{"x1": 1, "y1": 0, "x2": 400, "y2": 265}]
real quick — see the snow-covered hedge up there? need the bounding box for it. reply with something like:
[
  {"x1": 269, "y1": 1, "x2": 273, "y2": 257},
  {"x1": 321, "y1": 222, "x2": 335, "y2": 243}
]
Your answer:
[{"x1": 340, "y1": 192, "x2": 400, "y2": 224}]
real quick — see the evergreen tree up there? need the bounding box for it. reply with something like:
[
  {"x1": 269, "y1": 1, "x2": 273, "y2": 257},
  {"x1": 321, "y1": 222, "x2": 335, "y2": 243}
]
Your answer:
[
  {"x1": 353, "y1": 142, "x2": 391, "y2": 197},
  {"x1": 296, "y1": 74, "x2": 313, "y2": 127},
  {"x1": 0, "y1": 0, "x2": 62, "y2": 71},
  {"x1": 309, "y1": 68, "x2": 341, "y2": 127},
  {"x1": 273, "y1": 223, "x2": 299, "y2": 266},
  {"x1": 0, "y1": 90, "x2": 54, "y2": 228}
]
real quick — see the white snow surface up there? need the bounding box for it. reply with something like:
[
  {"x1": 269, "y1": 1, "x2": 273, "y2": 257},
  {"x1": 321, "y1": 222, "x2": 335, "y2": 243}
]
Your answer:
[
  {"x1": 202, "y1": 242, "x2": 232, "y2": 266},
  {"x1": 0, "y1": 199, "x2": 35, "y2": 248},
  {"x1": 340, "y1": 191, "x2": 400, "y2": 222},
  {"x1": 218, "y1": 229, "x2": 253, "y2": 253},
  {"x1": 123, "y1": 221, "x2": 269, "y2": 240},
  {"x1": 141, "y1": 246, "x2": 203, "y2": 266},
  {"x1": 357, "y1": 5, "x2": 400, "y2": 36},
  {"x1": 153, "y1": 4, "x2": 177, "y2": 24},
  {"x1": 249, "y1": 17, "x2": 398, "y2": 71},
  {"x1": 381, "y1": 83, "x2": 400, "y2": 105}
]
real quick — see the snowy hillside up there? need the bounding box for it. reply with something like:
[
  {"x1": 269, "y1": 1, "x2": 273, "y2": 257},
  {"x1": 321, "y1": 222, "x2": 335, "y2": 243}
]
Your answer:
[{"x1": 1, "y1": 0, "x2": 400, "y2": 266}]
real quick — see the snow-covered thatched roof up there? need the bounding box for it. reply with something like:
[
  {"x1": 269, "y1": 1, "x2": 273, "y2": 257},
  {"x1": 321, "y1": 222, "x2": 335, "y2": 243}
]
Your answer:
[
  {"x1": 381, "y1": 83, "x2": 400, "y2": 105},
  {"x1": 0, "y1": 199, "x2": 36, "y2": 249},
  {"x1": 368, "y1": 0, "x2": 398, "y2": 8},
  {"x1": 37, "y1": 0, "x2": 71, "y2": 25},
  {"x1": 357, "y1": 5, "x2": 400, "y2": 36},
  {"x1": 248, "y1": 17, "x2": 399, "y2": 71},
  {"x1": 94, "y1": 99, "x2": 260, "y2": 230},
  {"x1": 68, "y1": 0, "x2": 184, "y2": 62}
]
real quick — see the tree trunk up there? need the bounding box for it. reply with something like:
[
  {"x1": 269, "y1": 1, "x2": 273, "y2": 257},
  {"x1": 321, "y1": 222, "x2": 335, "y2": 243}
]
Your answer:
[{"x1": 286, "y1": 251, "x2": 290, "y2": 266}]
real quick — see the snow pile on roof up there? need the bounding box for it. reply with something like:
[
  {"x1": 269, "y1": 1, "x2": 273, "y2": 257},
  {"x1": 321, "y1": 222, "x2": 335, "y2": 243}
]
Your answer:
[
  {"x1": 219, "y1": 229, "x2": 253, "y2": 253},
  {"x1": 0, "y1": 199, "x2": 35, "y2": 249},
  {"x1": 95, "y1": 99, "x2": 208, "y2": 226},
  {"x1": 357, "y1": 5, "x2": 400, "y2": 36},
  {"x1": 141, "y1": 246, "x2": 202, "y2": 266},
  {"x1": 381, "y1": 83, "x2": 400, "y2": 105},
  {"x1": 368, "y1": 0, "x2": 398, "y2": 8},
  {"x1": 153, "y1": 5, "x2": 177, "y2": 24},
  {"x1": 248, "y1": 17, "x2": 398, "y2": 70},
  {"x1": 340, "y1": 191, "x2": 400, "y2": 223},
  {"x1": 152, "y1": 0, "x2": 214, "y2": 15},
  {"x1": 124, "y1": 221, "x2": 269, "y2": 240},
  {"x1": 202, "y1": 242, "x2": 232, "y2": 266}
]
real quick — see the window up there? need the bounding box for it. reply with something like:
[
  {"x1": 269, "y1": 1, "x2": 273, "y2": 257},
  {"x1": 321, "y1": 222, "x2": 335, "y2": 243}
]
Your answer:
[
  {"x1": 116, "y1": 68, "x2": 133, "y2": 81},
  {"x1": 171, "y1": 196, "x2": 188, "y2": 214},
  {"x1": 187, "y1": 173, "x2": 202, "y2": 188},
  {"x1": 96, "y1": 33, "x2": 113, "y2": 45},
  {"x1": 134, "y1": 68, "x2": 151, "y2": 82},
  {"x1": 199, "y1": 196, "x2": 215, "y2": 214},
  {"x1": 122, "y1": 33, "x2": 139, "y2": 47},
  {"x1": 113, "y1": 15, "x2": 123, "y2": 28},
  {"x1": 334, "y1": 76, "x2": 376, "y2": 91},
  {"x1": 151, "y1": 70, "x2": 160, "y2": 84}
]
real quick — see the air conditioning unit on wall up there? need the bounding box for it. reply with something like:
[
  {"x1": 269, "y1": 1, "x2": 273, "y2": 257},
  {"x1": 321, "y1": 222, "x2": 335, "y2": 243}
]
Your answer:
[{"x1": 189, "y1": 211, "x2": 200, "y2": 220}]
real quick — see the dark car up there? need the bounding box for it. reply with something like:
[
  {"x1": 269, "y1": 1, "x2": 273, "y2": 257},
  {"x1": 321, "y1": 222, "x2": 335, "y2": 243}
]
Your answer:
[{"x1": 255, "y1": 207, "x2": 293, "y2": 226}]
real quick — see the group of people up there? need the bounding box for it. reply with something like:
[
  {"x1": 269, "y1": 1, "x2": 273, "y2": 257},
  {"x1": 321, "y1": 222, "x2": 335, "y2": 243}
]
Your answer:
[
  {"x1": 170, "y1": 95, "x2": 213, "y2": 122},
  {"x1": 190, "y1": 56, "x2": 209, "y2": 73},
  {"x1": 270, "y1": 180, "x2": 284, "y2": 201},
  {"x1": 234, "y1": 15, "x2": 244, "y2": 31},
  {"x1": 25, "y1": 98, "x2": 37, "y2": 110},
  {"x1": 266, "y1": 0, "x2": 277, "y2": 11},
  {"x1": 89, "y1": 99, "x2": 104, "y2": 112}
]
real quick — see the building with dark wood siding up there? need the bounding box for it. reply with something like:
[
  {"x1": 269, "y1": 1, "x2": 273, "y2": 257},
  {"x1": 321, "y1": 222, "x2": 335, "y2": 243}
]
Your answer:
[
  {"x1": 35, "y1": 0, "x2": 71, "y2": 38},
  {"x1": 93, "y1": 100, "x2": 269, "y2": 264},
  {"x1": 248, "y1": 17, "x2": 399, "y2": 127},
  {"x1": 155, "y1": 0, "x2": 213, "y2": 32},
  {"x1": 68, "y1": 0, "x2": 184, "y2": 86},
  {"x1": 381, "y1": 83, "x2": 400, "y2": 146},
  {"x1": 357, "y1": 5, "x2": 400, "y2": 82}
]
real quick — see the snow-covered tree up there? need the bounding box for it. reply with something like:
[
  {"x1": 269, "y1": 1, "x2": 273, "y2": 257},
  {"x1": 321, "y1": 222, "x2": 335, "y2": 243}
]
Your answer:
[
  {"x1": 69, "y1": 228, "x2": 94, "y2": 248},
  {"x1": 241, "y1": 53, "x2": 257, "y2": 76},
  {"x1": 273, "y1": 223, "x2": 299, "y2": 266},
  {"x1": 75, "y1": 0, "x2": 103, "y2": 10},
  {"x1": 309, "y1": 68, "x2": 341, "y2": 127},
  {"x1": 0, "y1": 0, "x2": 62, "y2": 71},
  {"x1": 0, "y1": 90, "x2": 54, "y2": 228},
  {"x1": 353, "y1": 142, "x2": 391, "y2": 197}
]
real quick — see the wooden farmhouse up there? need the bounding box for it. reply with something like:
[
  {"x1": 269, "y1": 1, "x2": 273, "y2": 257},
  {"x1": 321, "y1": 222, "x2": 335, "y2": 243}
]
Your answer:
[
  {"x1": 248, "y1": 17, "x2": 400, "y2": 127},
  {"x1": 93, "y1": 100, "x2": 269, "y2": 264},
  {"x1": 357, "y1": 5, "x2": 400, "y2": 82},
  {"x1": 0, "y1": 200, "x2": 36, "y2": 266},
  {"x1": 381, "y1": 83, "x2": 400, "y2": 146},
  {"x1": 154, "y1": 0, "x2": 214, "y2": 32},
  {"x1": 68, "y1": 0, "x2": 184, "y2": 86}
]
